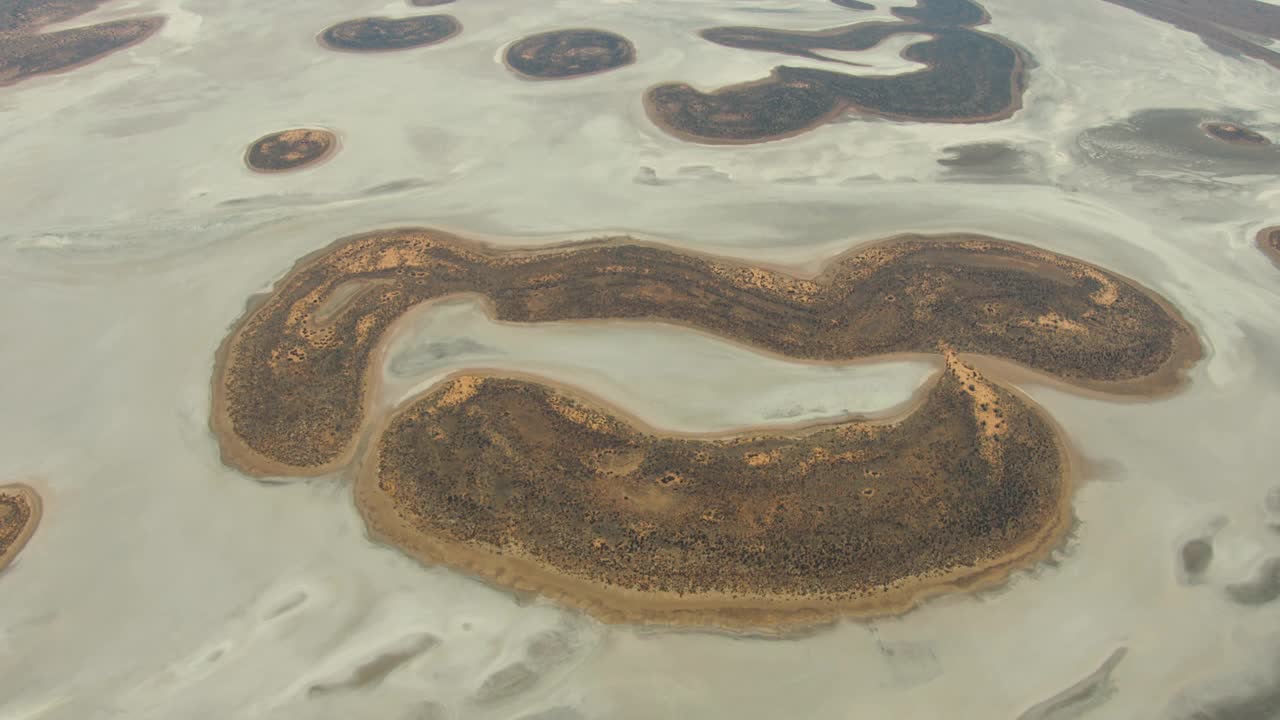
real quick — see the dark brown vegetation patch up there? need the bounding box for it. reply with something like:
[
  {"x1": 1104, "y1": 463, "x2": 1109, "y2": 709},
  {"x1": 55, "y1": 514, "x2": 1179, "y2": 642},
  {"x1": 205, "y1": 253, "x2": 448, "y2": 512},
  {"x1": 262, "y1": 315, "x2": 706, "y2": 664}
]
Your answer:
[
  {"x1": 1202, "y1": 121, "x2": 1271, "y2": 146},
  {"x1": 644, "y1": 0, "x2": 1024, "y2": 143},
  {"x1": 244, "y1": 128, "x2": 338, "y2": 173},
  {"x1": 319, "y1": 15, "x2": 460, "y2": 53},
  {"x1": 364, "y1": 357, "x2": 1063, "y2": 613},
  {"x1": 1103, "y1": 0, "x2": 1280, "y2": 70},
  {"x1": 505, "y1": 29, "x2": 636, "y2": 79},
  {"x1": 212, "y1": 228, "x2": 1199, "y2": 477},
  {"x1": 0, "y1": 0, "x2": 163, "y2": 87},
  {"x1": 0, "y1": 484, "x2": 40, "y2": 572}
]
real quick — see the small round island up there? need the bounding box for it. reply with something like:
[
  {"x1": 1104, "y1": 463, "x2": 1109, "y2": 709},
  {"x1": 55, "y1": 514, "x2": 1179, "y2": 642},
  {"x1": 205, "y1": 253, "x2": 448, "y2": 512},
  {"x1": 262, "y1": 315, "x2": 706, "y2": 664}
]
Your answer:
[
  {"x1": 1202, "y1": 121, "x2": 1271, "y2": 146},
  {"x1": 505, "y1": 29, "x2": 636, "y2": 80},
  {"x1": 244, "y1": 128, "x2": 338, "y2": 173}
]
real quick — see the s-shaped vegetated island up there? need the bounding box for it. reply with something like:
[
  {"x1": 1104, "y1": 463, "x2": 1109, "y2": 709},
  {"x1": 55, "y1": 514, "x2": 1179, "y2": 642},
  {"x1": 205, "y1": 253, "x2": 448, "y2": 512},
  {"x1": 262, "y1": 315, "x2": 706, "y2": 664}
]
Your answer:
[
  {"x1": 0, "y1": 484, "x2": 41, "y2": 573},
  {"x1": 644, "y1": 0, "x2": 1026, "y2": 143},
  {"x1": 354, "y1": 353, "x2": 1067, "y2": 626},
  {"x1": 0, "y1": 0, "x2": 164, "y2": 87},
  {"x1": 504, "y1": 29, "x2": 635, "y2": 80},
  {"x1": 319, "y1": 15, "x2": 460, "y2": 53},
  {"x1": 211, "y1": 228, "x2": 1200, "y2": 479},
  {"x1": 1202, "y1": 121, "x2": 1271, "y2": 146},
  {"x1": 211, "y1": 228, "x2": 1202, "y2": 626},
  {"x1": 244, "y1": 129, "x2": 338, "y2": 173}
]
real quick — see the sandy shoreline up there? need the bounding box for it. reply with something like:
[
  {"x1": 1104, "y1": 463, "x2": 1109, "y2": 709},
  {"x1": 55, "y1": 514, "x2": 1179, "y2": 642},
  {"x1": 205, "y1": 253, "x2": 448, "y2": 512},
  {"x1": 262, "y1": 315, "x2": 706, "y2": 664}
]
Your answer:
[
  {"x1": 1255, "y1": 225, "x2": 1280, "y2": 270},
  {"x1": 0, "y1": 483, "x2": 43, "y2": 573}
]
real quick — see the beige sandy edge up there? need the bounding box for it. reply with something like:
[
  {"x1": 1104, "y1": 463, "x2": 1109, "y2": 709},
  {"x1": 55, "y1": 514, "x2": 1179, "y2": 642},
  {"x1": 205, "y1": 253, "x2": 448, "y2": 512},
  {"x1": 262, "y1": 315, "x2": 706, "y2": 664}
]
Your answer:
[
  {"x1": 347, "y1": 368, "x2": 1080, "y2": 634},
  {"x1": 0, "y1": 483, "x2": 43, "y2": 573},
  {"x1": 1255, "y1": 226, "x2": 1280, "y2": 270},
  {"x1": 208, "y1": 227, "x2": 1204, "y2": 479}
]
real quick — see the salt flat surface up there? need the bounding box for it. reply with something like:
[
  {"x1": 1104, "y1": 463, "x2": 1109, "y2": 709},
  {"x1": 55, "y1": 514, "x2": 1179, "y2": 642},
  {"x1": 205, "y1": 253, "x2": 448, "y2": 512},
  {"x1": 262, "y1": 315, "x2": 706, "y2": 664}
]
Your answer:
[
  {"x1": 378, "y1": 298, "x2": 936, "y2": 434},
  {"x1": 1, "y1": 0, "x2": 1279, "y2": 718}
]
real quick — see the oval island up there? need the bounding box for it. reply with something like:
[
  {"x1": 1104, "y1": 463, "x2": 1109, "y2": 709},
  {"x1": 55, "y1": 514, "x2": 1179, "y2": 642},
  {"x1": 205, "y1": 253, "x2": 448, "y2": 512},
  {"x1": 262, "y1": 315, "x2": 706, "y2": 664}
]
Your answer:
[
  {"x1": 505, "y1": 29, "x2": 636, "y2": 80},
  {"x1": 244, "y1": 128, "x2": 338, "y2": 173},
  {"x1": 1202, "y1": 121, "x2": 1271, "y2": 146},
  {"x1": 319, "y1": 15, "x2": 461, "y2": 53}
]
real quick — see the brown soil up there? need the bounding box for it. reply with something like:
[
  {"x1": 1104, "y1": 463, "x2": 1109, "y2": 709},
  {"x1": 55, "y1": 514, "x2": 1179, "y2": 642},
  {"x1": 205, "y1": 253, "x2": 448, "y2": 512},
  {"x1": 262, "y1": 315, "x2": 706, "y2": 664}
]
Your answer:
[
  {"x1": 244, "y1": 128, "x2": 338, "y2": 173},
  {"x1": 0, "y1": 483, "x2": 41, "y2": 572},
  {"x1": 0, "y1": 1, "x2": 164, "y2": 87}
]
